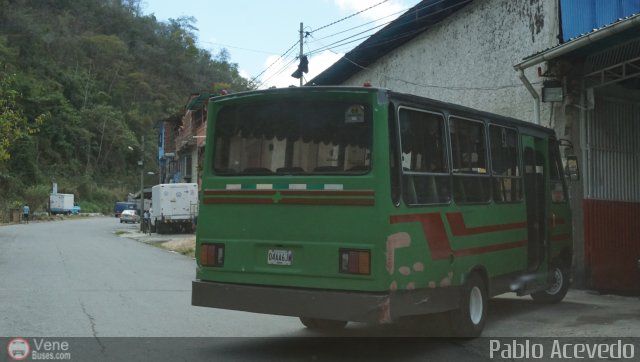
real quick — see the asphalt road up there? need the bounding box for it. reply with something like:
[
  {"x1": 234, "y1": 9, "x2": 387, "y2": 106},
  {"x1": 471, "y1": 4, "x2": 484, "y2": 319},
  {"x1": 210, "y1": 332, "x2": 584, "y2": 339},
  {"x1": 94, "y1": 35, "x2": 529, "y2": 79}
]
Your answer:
[{"x1": 1, "y1": 217, "x2": 639, "y2": 361}]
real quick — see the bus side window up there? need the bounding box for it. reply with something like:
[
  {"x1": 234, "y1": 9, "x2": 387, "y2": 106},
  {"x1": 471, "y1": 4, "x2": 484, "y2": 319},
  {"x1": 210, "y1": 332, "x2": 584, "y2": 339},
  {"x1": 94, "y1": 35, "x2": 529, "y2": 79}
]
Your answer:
[
  {"x1": 489, "y1": 125, "x2": 522, "y2": 202},
  {"x1": 398, "y1": 107, "x2": 450, "y2": 205},
  {"x1": 549, "y1": 140, "x2": 568, "y2": 203},
  {"x1": 450, "y1": 116, "x2": 490, "y2": 203}
]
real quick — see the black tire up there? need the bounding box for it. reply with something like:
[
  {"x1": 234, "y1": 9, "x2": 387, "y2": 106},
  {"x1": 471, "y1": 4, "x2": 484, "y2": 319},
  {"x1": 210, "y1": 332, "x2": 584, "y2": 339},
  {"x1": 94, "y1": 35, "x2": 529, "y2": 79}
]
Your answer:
[
  {"x1": 531, "y1": 264, "x2": 570, "y2": 303},
  {"x1": 299, "y1": 317, "x2": 347, "y2": 331},
  {"x1": 449, "y1": 273, "x2": 487, "y2": 337}
]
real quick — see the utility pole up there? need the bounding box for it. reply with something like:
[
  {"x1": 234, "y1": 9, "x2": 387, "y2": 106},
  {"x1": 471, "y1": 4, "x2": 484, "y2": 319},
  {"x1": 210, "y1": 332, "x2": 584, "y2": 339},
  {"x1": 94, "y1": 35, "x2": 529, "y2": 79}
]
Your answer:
[
  {"x1": 139, "y1": 135, "x2": 144, "y2": 231},
  {"x1": 299, "y1": 22, "x2": 303, "y2": 87}
]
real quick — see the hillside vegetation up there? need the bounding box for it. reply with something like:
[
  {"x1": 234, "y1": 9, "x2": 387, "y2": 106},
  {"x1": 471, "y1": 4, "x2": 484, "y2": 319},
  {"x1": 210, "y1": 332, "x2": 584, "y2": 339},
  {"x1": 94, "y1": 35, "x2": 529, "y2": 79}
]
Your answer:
[{"x1": 0, "y1": 0, "x2": 252, "y2": 215}]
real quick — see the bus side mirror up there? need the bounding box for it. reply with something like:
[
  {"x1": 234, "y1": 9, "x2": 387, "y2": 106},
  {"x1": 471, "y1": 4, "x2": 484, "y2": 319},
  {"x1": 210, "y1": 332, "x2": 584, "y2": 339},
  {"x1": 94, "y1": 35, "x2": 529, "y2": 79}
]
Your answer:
[{"x1": 560, "y1": 139, "x2": 580, "y2": 182}]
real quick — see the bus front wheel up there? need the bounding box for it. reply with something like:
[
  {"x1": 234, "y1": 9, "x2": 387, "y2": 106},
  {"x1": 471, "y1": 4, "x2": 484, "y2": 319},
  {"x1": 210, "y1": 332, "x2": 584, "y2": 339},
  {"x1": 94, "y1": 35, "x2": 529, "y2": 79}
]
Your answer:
[
  {"x1": 299, "y1": 317, "x2": 347, "y2": 331},
  {"x1": 531, "y1": 264, "x2": 570, "y2": 304},
  {"x1": 449, "y1": 273, "x2": 487, "y2": 337}
]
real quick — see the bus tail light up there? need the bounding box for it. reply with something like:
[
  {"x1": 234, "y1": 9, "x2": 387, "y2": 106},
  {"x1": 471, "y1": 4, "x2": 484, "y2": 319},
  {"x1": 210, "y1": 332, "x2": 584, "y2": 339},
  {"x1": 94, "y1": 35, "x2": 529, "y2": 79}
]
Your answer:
[
  {"x1": 200, "y1": 243, "x2": 224, "y2": 267},
  {"x1": 339, "y1": 249, "x2": 370, "y2": 275}
]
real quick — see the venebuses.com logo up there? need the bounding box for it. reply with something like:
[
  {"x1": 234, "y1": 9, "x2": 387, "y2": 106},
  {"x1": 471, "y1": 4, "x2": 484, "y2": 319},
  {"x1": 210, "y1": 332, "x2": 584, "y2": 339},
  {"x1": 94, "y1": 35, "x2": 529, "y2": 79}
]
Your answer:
[
  {"x1": 6, "y1": 338, "x2": 30, "y2": 361},
  {"x1": 6, "y1": 337, "x2": 72, "y2": 361}
]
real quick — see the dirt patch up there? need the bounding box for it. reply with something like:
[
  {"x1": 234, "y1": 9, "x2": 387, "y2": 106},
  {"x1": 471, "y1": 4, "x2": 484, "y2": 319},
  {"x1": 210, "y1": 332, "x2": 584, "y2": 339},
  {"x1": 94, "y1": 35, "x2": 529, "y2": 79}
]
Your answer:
[
  {"x1": 116, "y1": 227, "x2": 196, "y2": 258},
  {"x1": 159, "y1": 237, "x2": 196, "y2": 257}
]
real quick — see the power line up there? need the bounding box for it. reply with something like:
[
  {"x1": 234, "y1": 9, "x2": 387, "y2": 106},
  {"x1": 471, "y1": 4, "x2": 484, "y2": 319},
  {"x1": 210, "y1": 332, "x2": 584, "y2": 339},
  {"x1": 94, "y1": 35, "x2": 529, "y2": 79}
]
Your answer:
[
  {"x1": 309, "y1": 0, "x2": 391, "y2": 34},
  {"x1": 308, "y1": 5, "x2": 412, "y2": 43},
  {"x1": 250, "y1": 40, "x2": 300, "y2": 84},
  {"x1": 257, "y1": 57, "x2": 299, "y2": 89},
  {"x1": 251, "y1": 0, "x2": 442, "y2": 87},
  {"x1": 305, "y1": 0, "x2": 468, "y2": 57},
  {"x1": 252, "y1": 0, "x2": 391, "y2": 84}
]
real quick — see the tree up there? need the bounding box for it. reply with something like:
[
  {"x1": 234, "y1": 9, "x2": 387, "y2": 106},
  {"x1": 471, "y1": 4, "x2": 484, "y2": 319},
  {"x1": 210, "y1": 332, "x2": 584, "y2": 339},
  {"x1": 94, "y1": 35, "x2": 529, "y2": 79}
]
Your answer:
[{"x1": 0, "y1": 73, "x2": 46, "y2": 162}]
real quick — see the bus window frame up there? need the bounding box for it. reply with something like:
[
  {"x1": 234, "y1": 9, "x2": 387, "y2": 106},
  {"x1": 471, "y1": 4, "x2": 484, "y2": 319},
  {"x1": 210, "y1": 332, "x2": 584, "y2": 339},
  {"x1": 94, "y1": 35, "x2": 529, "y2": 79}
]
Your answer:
[
  {"x1": 448, "y1": 114, "x2": 491, "y2": 205},
  {"x1": 488, "y1": 123, "x2": 524, "y2": 204},
  {"x1": 549, "y1": 138, "x2": 569, "y2": 204},
  {"x1": 210, "y1": 98, "x2": 374, "y2": 176},
  {"x1": 396, "y1": 105, "x2": 452, "y2": 207}
]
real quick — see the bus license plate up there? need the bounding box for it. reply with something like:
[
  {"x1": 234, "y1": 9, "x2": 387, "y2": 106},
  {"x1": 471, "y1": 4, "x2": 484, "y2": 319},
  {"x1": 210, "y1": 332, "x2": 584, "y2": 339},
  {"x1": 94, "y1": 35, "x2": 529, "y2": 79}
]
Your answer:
[{"x1": 267, "y1": 249, "x2": 293, "y2": 266}]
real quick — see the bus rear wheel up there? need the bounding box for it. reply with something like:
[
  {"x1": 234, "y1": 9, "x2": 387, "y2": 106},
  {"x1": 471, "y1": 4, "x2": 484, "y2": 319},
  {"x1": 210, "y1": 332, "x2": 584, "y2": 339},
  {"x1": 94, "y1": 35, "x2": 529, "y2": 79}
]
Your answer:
[
  {"x1": 299, "y1": 317, "x2": 347, "y2": 331},
  {"x1": 531, "y1": 264, "x2": 570, "y2": 304},
  {"x1": 449, "y1": 273, "x2": 487, "y2": 337}
]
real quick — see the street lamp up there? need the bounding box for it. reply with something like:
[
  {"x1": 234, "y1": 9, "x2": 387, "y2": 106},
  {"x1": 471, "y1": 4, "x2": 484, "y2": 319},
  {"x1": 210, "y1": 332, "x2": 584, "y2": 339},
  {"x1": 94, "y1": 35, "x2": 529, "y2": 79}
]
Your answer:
[
  {"x1": 128, "y1": 138, "x2": 145, "y2": 231},
  {"x1": 139, "y1": 136, "x2": 145, "y2": 231}
]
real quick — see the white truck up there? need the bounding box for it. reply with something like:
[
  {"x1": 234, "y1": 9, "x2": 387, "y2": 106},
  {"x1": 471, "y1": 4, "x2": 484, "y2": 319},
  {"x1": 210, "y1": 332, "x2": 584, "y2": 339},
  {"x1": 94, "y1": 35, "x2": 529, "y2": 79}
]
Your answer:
[
  {"x1": 150, "y1": 183, "x2": 198, "y2": 234},
  {"x1": 49, "y1": 193, "x2": 81, "y2": 215}
]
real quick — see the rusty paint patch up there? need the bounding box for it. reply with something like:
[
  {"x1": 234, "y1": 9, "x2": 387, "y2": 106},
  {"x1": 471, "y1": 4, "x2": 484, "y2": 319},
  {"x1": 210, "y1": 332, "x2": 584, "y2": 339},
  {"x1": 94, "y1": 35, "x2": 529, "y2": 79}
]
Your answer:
[
  {"x1": 399, "y1": 266, "x2": 411, "y2": 276},
  {"x1": 413, "y1": 262, "x2": 424, "y2": 272},
  {"x1": 385, "y1": 232, "x2": 411, "y2": 275},
  {"x1": 406, "y1": 282, "x2": 416, "y2": 290},
  {"x1": 429, "y1": 281, "x2": 436, "y2": 288},
  {"x1": 389, "y1": 281, "x2": 398, "y2": 291},
  {"x1": 377, "y1": 297, "x2": 392, "y2": 324},
  {"x1": 440, "y1": 272, "x2": 453, "y2": 287}
]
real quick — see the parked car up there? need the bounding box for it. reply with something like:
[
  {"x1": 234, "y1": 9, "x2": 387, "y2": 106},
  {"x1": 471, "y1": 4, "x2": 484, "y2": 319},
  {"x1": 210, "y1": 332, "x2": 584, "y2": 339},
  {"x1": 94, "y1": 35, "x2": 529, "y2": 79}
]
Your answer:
[{"x1": 120, "y1": 209, "x2": 139, "y2": 224}]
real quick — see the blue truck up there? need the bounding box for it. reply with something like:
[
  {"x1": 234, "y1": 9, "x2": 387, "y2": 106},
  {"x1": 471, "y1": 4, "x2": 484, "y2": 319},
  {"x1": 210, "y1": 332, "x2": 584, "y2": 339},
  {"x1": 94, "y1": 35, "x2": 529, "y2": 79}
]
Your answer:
[{"x1": 114, "y1": 201, "x2": 137, "y2": 217}]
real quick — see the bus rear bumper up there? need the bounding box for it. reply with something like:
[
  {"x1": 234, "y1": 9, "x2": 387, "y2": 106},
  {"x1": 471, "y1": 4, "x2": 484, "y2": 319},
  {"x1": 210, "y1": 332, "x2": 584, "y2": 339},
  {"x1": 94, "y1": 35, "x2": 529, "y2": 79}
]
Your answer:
[{"x1": 192, "y1": 280, "x2": 460, "y2": 324}]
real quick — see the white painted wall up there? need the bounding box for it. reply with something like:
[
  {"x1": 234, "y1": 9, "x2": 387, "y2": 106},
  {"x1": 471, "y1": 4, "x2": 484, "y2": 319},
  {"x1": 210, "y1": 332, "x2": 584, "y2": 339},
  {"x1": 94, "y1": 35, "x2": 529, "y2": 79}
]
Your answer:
[{"x1": 343, "y1": 0, "x2": 559, "y2": 125}]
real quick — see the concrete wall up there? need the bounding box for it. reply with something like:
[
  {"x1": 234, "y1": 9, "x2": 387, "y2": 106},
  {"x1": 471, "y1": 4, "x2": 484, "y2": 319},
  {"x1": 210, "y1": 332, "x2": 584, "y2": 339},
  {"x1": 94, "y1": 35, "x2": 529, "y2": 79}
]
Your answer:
[{"x1": 343, "y1": 0, "x2": 560, "y2": 125}]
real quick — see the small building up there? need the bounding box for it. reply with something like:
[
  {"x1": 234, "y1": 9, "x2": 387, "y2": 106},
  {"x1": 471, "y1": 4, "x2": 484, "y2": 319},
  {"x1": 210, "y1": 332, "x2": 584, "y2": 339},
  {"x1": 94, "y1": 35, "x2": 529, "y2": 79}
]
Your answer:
[{"x1": 159, "y1": 93, "x2": 209, "y2": 188}]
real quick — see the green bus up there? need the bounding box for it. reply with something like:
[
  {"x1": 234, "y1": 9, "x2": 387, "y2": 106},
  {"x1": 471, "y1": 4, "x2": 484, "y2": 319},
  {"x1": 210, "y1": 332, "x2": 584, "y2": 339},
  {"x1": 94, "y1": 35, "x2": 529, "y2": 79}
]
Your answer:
[{"x1": 191, "y1": 86, "x2": 572, "y2": 336}]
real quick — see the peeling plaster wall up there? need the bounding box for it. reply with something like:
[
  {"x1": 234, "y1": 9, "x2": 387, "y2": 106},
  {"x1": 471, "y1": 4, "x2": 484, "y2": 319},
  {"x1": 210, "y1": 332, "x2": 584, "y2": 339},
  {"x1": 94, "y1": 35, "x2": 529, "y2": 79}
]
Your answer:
[{"x1": 344, "y1": 0, "x2": 559, "y2": 124}]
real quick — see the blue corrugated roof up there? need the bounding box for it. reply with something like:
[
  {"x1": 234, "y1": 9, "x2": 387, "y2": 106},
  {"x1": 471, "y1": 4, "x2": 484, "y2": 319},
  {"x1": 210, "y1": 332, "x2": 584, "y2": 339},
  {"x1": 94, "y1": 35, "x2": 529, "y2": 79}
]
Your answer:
[
  {"x1": 561, "y1": 0, "x2": 640, "y2": 41},
  {"x1": 519, "y1": 12, "x2": 640, "y2": 68}
]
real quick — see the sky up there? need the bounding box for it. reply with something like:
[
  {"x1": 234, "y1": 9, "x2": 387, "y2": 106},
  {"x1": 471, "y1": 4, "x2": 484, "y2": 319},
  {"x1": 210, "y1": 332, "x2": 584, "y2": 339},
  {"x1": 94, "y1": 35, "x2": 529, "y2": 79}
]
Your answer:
[{"x1": 141, "y1": 0, "x2": 422, "y2": 89}]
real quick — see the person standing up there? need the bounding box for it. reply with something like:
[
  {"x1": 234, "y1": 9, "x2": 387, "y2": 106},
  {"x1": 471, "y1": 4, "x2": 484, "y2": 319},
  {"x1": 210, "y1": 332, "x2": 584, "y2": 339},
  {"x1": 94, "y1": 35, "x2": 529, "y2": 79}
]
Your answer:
[
  {"x1": 22, "y1": 204, "x2": 30, "y2": 224},
  {"x1": 143, "y1": 209, "x2": 151, "y2": 234}
]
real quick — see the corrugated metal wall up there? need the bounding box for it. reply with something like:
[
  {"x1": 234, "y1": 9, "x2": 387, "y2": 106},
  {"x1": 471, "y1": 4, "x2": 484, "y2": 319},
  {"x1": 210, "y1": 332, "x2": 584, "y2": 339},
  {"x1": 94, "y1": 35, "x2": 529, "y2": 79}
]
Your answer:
[
  {"x1": 561, "y1": 0, "x2": 640, "y2": 41},
  {"x1": 584, "y1": 97, "x2": 640, "y2": 294},
  {"x1": 586, "y1": 98, "x2": 640, "y2": 201}
]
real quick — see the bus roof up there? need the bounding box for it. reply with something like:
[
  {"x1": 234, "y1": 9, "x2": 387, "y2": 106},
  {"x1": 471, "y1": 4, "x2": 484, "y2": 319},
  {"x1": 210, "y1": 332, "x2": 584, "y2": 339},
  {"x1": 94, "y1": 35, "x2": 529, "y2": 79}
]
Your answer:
[{"x1": 210, "y1": 86, "x2": 555, "y2": 138}]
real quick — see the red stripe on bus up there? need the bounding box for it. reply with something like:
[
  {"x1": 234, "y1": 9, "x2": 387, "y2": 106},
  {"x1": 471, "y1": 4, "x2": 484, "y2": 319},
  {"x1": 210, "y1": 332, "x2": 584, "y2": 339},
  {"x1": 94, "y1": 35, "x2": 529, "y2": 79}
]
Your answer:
[
  {"x1": 203, "y1": 198, "x2": 274, "y2": 205},
  {"x1": 204, "y1": 190, "x2": 276, "y2": 196},
  {"x1": 203, "y1": 196, "x2": 374, "y2": 206},
  {"x1": 391, "y1": 213, "x2": 529, "y2": 261},
  {"x1": 453, "y1": 240, "x2": 528, "y2": 257},
  {"x1": 281, "y1": 190, "x2": 375, "y2": 197},
  {"x1": 390, "y1": 213, "x2": 452, "y2": 260},
  {"x1": 280, "y1": 198, "x2": 375, "y2": 206},
  {"x1": 446, "y1": 212, "x2": 526, "y2": 236},
  {"x1": 204, "y1": 189, "x2": 374, "y2": 196}
]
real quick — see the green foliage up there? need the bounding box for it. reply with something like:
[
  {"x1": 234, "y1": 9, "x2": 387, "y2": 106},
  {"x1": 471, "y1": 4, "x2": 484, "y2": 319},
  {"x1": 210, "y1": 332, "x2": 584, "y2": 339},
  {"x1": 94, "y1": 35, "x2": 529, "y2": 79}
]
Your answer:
[
  {"x1": 0, "y1": 73, "x2": 46, "y2": 162},
  {"x1": 23, "y1": 185, "x2": 50, "y2": 211},
  {"x1": 78, "y1": 200, "x2": 104, "y2": 214},
  {"x1": 0, "y1": 0, "x2": 253, "y2": 211}
]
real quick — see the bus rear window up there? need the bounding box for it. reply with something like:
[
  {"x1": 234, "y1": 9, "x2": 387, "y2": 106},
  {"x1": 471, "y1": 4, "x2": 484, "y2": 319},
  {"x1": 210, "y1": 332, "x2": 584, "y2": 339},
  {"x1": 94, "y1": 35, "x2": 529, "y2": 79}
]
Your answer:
[{"x1": 213, "y1": 99, "x2": 372, "y2": 175}]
